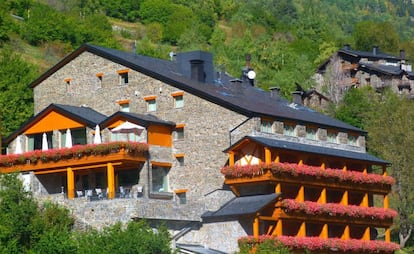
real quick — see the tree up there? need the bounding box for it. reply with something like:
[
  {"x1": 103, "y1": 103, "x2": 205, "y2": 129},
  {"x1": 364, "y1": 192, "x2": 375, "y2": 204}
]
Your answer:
[
  {"x1": 0, "y1": 49, "x2": 37, "y2": 137},
  {"x1": 364, "y1": 91, "x2": 414, "y2": 248},
  {"x1": 76, "y1": 220, "x2": 172, "y2": 254},
  {"x1": 353, "y1": 21, "x2": 399, "y2": 53}
]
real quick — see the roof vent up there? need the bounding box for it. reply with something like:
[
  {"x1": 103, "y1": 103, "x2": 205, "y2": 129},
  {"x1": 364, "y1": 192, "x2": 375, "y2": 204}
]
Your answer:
[
  {"x1": 373, "y1": 46, "x2": 379, "y2": 56},
  {"x1": 269, "y1": 87, "x2": 280, "y2": 98},
  {"x1": 292, "y1": 91, "x2": 303, "y2": 105},
  {"x1": 344, "y1": 44, "x2": 351, "y2": 50}
]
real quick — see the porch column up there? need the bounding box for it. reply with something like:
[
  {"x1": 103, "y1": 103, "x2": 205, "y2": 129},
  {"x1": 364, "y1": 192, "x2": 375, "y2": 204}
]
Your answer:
[
  {"x1": 298, "y1": 222, "x2": 306, "y2": 237},
  {"x1": 107, "y1": 162, "x2": 115, "y2": 199},
  {"x1": 320, "y1": 224, "x2": 328, "y2": 239},
  {"x1": 264, "y1": 147, "x2": 271, "y2": 164},
  {"x1": 296, "y1": 185, "x2": 304, "y2": 202},
  {"x1": 362, "y1": 227, "x2": 370, "y2": 240},
  {"x1": 385, "y1": 228, "x2": 391, "y2": 242},
  {"x1": 384, "y1": 194, "x2": 389, "y2": 209},
  {"x1": 229, "y1": 151, "x2": 235, "y2": 166},
  {"x1": 342, "y1": 225, "x2": 350, "y2": 240},
  {"x1": 275, "y1": 220, "x2": 282, "y2": 236},
  {"x1": 253, "y1": 213, "x2": 260, "y2": 237},
  {"x1": 67, "y1": 167, "x2": 74, "y2": 199},
  {"x1": 341, "y1": 191, "x2": 348, "y2": 206}
]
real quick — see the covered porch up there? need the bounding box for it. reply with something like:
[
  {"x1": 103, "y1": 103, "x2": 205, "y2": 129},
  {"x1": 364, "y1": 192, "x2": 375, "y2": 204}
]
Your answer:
[{"x1": 0, "y1": 142, "x2": 148, "y2": 199}]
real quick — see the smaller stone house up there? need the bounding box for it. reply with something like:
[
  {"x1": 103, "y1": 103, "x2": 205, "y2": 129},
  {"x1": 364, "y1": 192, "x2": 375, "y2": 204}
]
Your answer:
[{"x1": 317, "y1": 45, "x2": 414, "y2": 96}]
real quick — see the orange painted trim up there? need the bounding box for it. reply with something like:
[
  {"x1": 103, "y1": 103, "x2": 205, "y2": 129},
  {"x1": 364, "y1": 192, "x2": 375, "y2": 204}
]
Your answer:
[
  {"x1": 151, "y1": 161, "x2": 172, "y2": 167},
  {"x1": 176, "y1": 123, "x2": 185, "y2": 128},
  {"x1": 117, "y1": 69, "x2": 129, "y2": 74},
  {"x1": 64, "y1": 78, "x2": 72, "y2": 83},
  {"x1": 108, "y1": 120, "x2": 126, "y2": 129},
  {"x1": 174, "y1": 153, "x2": 185, "y2": 158},
  {"x1": 144, "y1": 95, "x2": 157, "y2": 101},
  {"x1": 96, "y1": 72, "x2": 104, "y2": 77},
  {"x1": 117, "y1": 99, "x2": 130, "y2": 105},
  {"x1": 24, "y1": 111, "x2": 84, "y2": 135},
  {"x1": 171, "y1": 91, "x2": 184, "y2": 97},
  {"x1": 174, "y1": 189, "x2": 188, "y2": 194}
]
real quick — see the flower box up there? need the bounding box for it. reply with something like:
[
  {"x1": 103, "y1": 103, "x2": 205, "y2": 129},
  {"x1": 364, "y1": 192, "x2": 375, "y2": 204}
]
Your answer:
[
  {"x1": 0, "y1": 142, "x2": 149, "y2": 167},
  {"x1": 221, "y1": 162, "x2": 395, "y2": 188},
  {"x1": 238, "y1": 235, "x2": 400, "y2": 254}
]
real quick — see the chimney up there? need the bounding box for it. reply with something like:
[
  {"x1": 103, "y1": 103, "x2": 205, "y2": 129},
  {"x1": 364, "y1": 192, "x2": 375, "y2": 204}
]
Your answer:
[
  {"x1": 191, "y1": 59, "x2": 205, "y2": 83},
  {"x1": 176, "y1": 51, "x2": 214, "y2": 84},
  {"x1": 270, "y1": 87, "x2": 280, "y2": 98},
  {"x1": 241, "y1": 53, "x2": 256, "y2": 86},
  {"x1": 400, "y1": 49, "x2": 406, "y2": 60},
  {"x1": 373, "y1": 46, "x2": 379, "y2": 56},
  {"x1": 344, "y1": 44, "x2": 351, "y2": 50},
  {"x1": 292, "y1": 91, "x2": 303, "y2": 105}
]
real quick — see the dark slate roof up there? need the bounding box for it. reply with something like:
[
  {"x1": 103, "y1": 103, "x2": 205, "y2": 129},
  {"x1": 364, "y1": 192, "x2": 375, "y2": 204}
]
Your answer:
[
  {"x1": 202, "y1": 193, "x2": 279, "y2": 219},
  {"x1": 359, "y1": 62, "x2": 414, "y2": 77},
  {"x1": 4, "y1": 104, "x2": 107, "y2": 144},
  {"x1": 100, "y1": 111, "x2": 176, "y2": 128},
  {"x1": 29, "y1": 44, "x2": 363, "y2": 133},
  {"x1": 225, "y1": 135, "x2": 388, "y2": 165},
  {"x1": 338, "y1": 47, "x2": 402, "y2": 61},
  {"x1": 176, "y1": 244, "x2": 228, "y2": 254}
]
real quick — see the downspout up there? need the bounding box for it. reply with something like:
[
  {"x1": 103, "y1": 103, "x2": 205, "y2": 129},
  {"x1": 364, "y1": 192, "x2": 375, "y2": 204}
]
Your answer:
[{"x1": 228, "y1": 117, "x2": 252, "y2": 146}]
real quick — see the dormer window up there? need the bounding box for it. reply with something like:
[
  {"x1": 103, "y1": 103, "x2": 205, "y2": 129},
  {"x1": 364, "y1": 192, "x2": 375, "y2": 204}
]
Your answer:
[
  {"x1": 327, "y1": 130, "x2": 337, "y2": 143},
  {"x1": 349, "y1": 134, "x2": 358, "y2": 145},
  {"x1": 306, "y1": 127, "x2": 317, "y2": 140},
  {"x1": 261, "y1": 119, "x2": 273, "y2": 133},
  {"x1": 117, "y1": 69, "x2": 129, "y2": 85},
  {"x1": 284, "y1": 123, "x2": 295, "y2": 136}
]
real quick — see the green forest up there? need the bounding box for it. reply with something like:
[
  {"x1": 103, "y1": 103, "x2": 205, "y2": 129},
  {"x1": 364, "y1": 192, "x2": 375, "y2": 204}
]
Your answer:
[{"x1": 2, "y1": 0, "x2": 414, "y2": 252}]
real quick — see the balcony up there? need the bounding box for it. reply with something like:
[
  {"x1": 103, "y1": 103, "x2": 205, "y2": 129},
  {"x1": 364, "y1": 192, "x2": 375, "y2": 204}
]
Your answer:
[
  {"x1": 221, "y1": 162, "x2": 394, "y2": 194},
  {"x1": 0, "y1": 142, "x2": 148, "y2": 174}
]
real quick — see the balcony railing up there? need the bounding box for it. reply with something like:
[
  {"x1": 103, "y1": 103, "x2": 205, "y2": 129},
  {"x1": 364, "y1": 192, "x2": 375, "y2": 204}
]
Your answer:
[
  {"x1": 221, "y1": 162, "x2": 395, "y2": 194},
  {"x1": 0, "y1": 142, "x2": 149, "y2": 173}
]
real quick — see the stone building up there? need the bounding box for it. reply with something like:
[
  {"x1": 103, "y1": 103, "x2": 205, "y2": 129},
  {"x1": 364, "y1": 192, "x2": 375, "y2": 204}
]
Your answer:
[
  {"x1": 316, "y1": 45, "x2": 414, "y2": 97},
  {"x1": 1, "y1": 44, "x2": 397, "y2": 253}
]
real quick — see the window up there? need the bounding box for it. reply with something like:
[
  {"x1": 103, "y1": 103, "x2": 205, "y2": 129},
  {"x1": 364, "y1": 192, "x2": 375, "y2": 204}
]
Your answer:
[
  {"x1": 349, "y1": 135, "x2": 358, "y2": 145},
  {"x1": 171, "y1": 91, "x2": 184, "y2": 108},
  {"x1": 117, "y1": 99, "x2": 130, "y2": 112},
  {"x1": 117, "y1": 69, "x2": 129, "y2": 85},
  {"x1": 175, "y1": 189, "x2": 187, "y2": 204},
  {"x1": 284, "y1": 123, "x2": 295, "y2": 136},
  {"x1": 327, "y1": 131, "x2": 337, "y2": 143},
  {"x1": 71, "y1": 128, "x2": 87, "y2": 145},
  {"x1": 96, "y1": 73, "x2": 103, "y2": 88},
  {"x1": 64, "y1": 78, "x2": 72, "y2": 85},
  {"x1": 261, "y1": 119, "x2": 273, "y2": 133},
  {"x1": 28, "y1": 132, "x2": 53, "y2": 151},
  {"x1": 175, "y1": 124, "x2": 185, "y2": 140},
  {"x1": 306, "y1": 127, "x2": 317, "y2": 140},
  {"x1": 175, "y1": 154, "x2": 185, "y2": 166},
  {"x1": 144, "y1": 96, "x2": 157, "y2": 112},
  {"x1": 152, "y1": 166, "x2": 170, "y2": 192}
]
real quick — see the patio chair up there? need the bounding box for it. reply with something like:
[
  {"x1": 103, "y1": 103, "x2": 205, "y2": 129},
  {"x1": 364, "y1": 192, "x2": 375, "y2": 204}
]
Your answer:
[
  {"x1": 120, "y1": 186, "x2": 125, "y2": 198},
  {"x1": 76, "y1": 190, "x2": 83, "y2": 197},
  {"x1": 95, "y1": 188, "x2": 103, "y2": 199}
]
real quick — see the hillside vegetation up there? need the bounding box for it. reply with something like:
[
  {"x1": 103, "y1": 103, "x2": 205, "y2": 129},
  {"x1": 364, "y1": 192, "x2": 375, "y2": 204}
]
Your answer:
[{"x1": 2, "y1": 0, "x2": 414, "y2": 251}]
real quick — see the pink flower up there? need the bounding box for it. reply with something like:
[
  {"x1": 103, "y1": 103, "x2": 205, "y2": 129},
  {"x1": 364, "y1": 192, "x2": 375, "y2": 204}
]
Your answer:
[
  {"x1": 221, "y1": 162, "x2": 396, "y2": 186},
  {"x1": 238, "y1": 235, "x2": 400, "y2": 253}
]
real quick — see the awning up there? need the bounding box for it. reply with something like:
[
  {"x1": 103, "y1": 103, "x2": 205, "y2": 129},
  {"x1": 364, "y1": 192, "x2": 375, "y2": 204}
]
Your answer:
[{"x1": 202, "y1": 193, "x2": 279, "y2": 219}]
